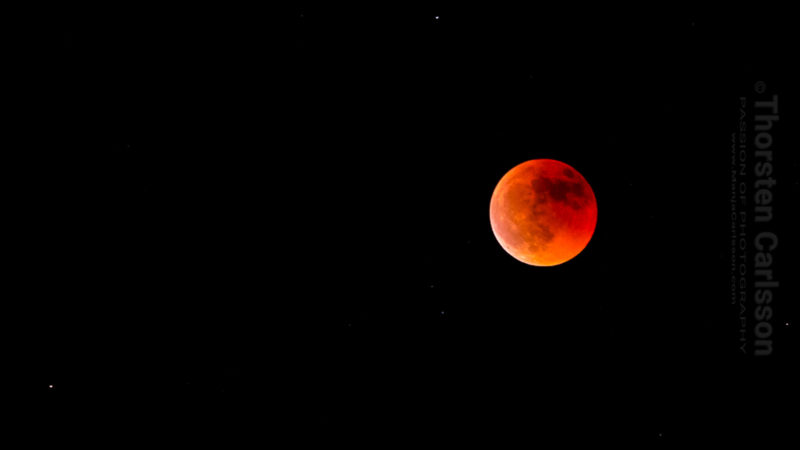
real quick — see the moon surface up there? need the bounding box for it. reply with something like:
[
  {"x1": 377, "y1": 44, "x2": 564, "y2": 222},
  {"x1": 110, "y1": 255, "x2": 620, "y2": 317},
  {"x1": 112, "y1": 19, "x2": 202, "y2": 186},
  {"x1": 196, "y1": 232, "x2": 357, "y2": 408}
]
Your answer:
[{"x1": 490, "y1": 159, "x2": 597, "y2": 266}]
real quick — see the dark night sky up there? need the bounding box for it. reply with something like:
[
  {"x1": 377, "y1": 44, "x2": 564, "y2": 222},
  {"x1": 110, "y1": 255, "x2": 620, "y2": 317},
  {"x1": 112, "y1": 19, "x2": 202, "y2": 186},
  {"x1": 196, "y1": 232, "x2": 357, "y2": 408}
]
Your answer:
[{"x1": 22, "y1": 4, "x2": 797, "y2": 444}]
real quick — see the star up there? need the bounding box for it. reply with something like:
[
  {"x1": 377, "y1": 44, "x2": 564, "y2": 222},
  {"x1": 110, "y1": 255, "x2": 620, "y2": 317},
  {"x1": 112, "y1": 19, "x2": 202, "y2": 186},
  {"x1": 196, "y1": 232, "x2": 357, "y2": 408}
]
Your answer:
[{"x1": 48, "y1": 384, "x2": 55, "y2": 389}]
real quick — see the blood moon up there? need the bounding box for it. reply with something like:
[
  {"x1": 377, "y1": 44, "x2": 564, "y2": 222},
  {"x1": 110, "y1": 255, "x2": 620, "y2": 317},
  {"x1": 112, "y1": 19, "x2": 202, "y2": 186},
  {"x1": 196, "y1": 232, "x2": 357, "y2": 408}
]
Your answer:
[{"x1": 490, "y1": 159, "x2": 597, "y2": 266}]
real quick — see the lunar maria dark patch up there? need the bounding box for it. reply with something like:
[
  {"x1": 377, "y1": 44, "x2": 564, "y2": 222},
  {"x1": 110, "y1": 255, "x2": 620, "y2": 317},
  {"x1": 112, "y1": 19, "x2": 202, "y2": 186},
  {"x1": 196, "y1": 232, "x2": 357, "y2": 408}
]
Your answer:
[{"x1": 531, "y1": 176, "x2": 588, "y2": 210}]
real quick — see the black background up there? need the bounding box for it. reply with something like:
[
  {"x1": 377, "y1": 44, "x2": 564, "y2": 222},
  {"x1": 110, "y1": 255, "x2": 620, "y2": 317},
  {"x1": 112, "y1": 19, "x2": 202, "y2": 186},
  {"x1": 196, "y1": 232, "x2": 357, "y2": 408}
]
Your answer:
[{"x1": 25, "y1": 4, "x2": 797, "y2": 444}]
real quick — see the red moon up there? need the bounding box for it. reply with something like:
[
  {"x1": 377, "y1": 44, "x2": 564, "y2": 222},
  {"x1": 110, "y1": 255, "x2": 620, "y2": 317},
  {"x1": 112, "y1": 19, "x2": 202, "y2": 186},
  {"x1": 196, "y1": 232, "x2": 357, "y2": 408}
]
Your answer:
[{"x1": 490, "y1": 159, "x2": 597, "y2": 266}]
